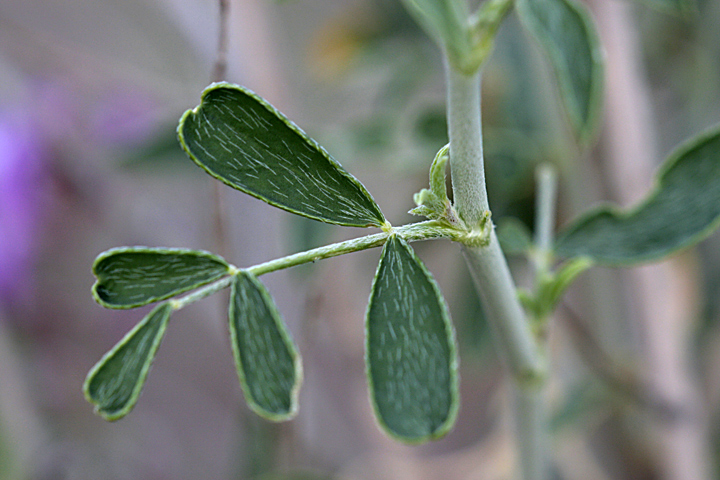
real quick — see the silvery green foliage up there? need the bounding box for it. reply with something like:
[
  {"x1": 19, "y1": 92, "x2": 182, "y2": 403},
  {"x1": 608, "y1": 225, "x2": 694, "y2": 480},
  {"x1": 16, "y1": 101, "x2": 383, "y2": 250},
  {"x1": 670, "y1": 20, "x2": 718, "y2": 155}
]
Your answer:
[
  {"x1": 84, "y1": 303, "x2": 172, "y2": 420},
  {"x1": 178, "y1": 83, "x2": 386, "y2": 228},
  {"x1": 366, "y1": 235, "x2": 459, "y2": 442},
  {"x1": 92, "y1": 248, "x2": 230, "y2": 309},
  {"x1": 229, "y1": 272, "x2": 302, "y2": 421},
  {"x1": 85, "y1": 1, "x2": 720, "y2": 448},
  {"x1": 87, "y1": 85, "x2": 458, "y2": 443},
  {"x1": 557, "y1": 126, "x2": 720, "y2": 265}
]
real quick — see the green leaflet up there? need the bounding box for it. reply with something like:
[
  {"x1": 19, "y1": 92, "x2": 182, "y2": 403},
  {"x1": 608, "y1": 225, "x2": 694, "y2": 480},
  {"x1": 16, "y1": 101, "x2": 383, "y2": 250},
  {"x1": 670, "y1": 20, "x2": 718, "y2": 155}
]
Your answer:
[
  {"x1": 366, "y1": 235, "x2": 459, "y2": 443},
  {"x1": 93, "y1": 247, "x2": 231, "y2": 309},
  {"x1": 229, "y1": 272, "x2": 302, "y2": 421},
  {"x1": 515, "y1": 0, "x2": 604, "y2": 142},
  {"x1": 556, "y1": 126, "x2": 720, "y2": 265},
  {"x1": 84, "y1": 302, "x2": 172, "y2": 421},
  {"x1": 178, "y1": 83, "x2": 386, "y2": 228}
]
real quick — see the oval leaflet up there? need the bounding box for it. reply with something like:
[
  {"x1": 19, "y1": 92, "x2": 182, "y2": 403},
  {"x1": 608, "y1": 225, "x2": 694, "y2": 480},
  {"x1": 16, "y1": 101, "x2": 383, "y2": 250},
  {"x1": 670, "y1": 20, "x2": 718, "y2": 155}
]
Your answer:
[
  {"x1": 92, "y1": 247, "x2": 231, "y2": 309},
  {"x1": 178, "y1": 83, "x2": 386, "y2": 228},
  {"x1": 365, "y1": 235, "x2": 459, "y2": 443}
]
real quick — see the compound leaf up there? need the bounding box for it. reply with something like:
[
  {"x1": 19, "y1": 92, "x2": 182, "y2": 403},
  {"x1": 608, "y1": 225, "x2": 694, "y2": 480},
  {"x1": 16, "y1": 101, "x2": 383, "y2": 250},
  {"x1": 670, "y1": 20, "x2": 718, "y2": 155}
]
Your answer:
[
  {"x1": 516, "y1": 0, "x2": 604, "y2": 142},
  {"x1": 366, "y1": 235, "x2": 459, "y2": 443},
  {"x1": 556, "y1": 126, "x2": 720, "y2": 264},
  {"x1": 178, "y1": 83, "x2": 386, "y2": 228},
  {"x1": 84, "y1": 302, "x2": 172, "y2": 421},
  {"x1": 93, "y1": 247, "x2": 230, "y2": 309},
  {"x1": 229, "y1": 272, "x2": 302, "y2": 421}
]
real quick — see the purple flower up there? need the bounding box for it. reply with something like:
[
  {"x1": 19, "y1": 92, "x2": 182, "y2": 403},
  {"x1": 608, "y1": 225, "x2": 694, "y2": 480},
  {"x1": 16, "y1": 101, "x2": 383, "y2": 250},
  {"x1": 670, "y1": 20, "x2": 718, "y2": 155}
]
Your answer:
[{"x1": 0, "y1": 113, "x2": 50, "y2": 307}]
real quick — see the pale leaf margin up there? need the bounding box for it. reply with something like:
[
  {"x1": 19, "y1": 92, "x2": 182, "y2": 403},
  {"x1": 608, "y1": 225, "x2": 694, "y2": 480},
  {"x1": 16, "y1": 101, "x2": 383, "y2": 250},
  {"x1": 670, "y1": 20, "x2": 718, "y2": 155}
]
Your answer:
[
  {"x1": 177, "y1": 82, "x2": 387, "y2": 228},
  {"x1": 83, "y1": 302, "x2": 172, "y2": 421},
  {"x1": 92, "y1": 247, "x2": 231, "y2": 309},
  {"x1": 365, "y1": 234, "x2": 460, "y2": 444},
  {"x1": 229, "y1": 272, "x2": 303, "y2": 422}
]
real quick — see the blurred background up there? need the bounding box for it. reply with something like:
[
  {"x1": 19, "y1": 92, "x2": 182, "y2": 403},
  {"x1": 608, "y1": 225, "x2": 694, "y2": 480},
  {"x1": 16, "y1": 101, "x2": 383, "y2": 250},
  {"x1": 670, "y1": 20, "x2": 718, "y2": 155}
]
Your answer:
[{"x1": 2, "y1": 0, "x2": 720, "y2": 478}]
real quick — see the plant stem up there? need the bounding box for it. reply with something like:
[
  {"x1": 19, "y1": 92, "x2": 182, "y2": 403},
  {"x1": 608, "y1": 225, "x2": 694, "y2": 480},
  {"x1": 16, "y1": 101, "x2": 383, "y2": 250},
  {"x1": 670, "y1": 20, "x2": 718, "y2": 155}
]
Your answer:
[
  {"x1": 462, "y1": 234, "x2": 546, "y2": 382},
  {"x1": 533, "y1": 164, "x2": 557, "y2": 276},
  {"x1": 444, "y1": 63, "x2": 548, "y2": 478},
  {"x1": 445, "y1": 64, "x2": 545, "y2": 380},
  {"x1": 211, "y1": 0, "x2": 230, "y2": 83},
  {"x1": 514, "y1": 383, "x2": 548, "y2": 480},
  {"x1": 170, "y1": 275, "x2": 234, "y2": 311},
  {"x1": 210, "y1": 0, "x2": 231, "y2": 259},
  {"x1": 445, "y1": 59, "x2": 489, "y2": 225},
  {"x1": 248, "y1": 221, "x2": 452, "y2": 276},
  {"x1": 170, "y1": 221, "x2": 455, "y2": 311}
]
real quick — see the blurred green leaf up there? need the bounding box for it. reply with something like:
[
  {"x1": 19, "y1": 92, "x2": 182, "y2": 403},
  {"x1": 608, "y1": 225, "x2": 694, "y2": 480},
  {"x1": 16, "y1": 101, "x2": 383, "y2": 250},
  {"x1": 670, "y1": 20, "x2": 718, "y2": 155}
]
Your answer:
[
  {"x1": 366, "y1": 235, "x2": 458, "y2": 443},
  {"x1": 118, "y1": 123, "x2": 192, "y2": 170},
  {"x1": 84, "y1": 303, "x2": 172, "y2": 421},
  {"x1": 229, "y1": 272, "x2": 302, "y2": 421},
  {"x1": 524, "y1": 257, "x2": 593, "y2": 321},
  {"x1": 178, "y1": 83, "x2": 386, "y2": 228},
  {"x1": 93, "y1": 247, "x2": 230, "y2": 309},
  {"x1": 542, "y1": 257, "x2": 593, "y2": 308},
  {"x1": 556, "y1": 126, "x2": 720, "y2": 264},
  {"x1": 515, "y1": 0, "x2": 604, "y2": 142},
  {"x1": 632, "y1": 0, "x2": 696, "y2": 16},
  {"x1": 497, "y1": 217, "x2": 533, "y2": 254}
]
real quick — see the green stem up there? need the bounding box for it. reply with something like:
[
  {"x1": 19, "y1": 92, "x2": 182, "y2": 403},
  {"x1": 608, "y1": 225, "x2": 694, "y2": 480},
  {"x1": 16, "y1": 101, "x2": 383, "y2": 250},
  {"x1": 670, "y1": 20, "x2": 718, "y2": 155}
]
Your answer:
[
  {"x1": 462, "y1": 234, "x2": 546, "y2": 382},
  {"x1": 170, "y1": 221, "x2": 455, "y2": 311},
  {"x1": 170, "y1": 276, "x2": 234, "y2": 310},
  {"x1": 515, "y1": 383, "x2": 549, "y2": 480},
  {"x1": 445, "y1": 65, "x2": 544, "y2": 380},
  {"x1": 444, "y1": 64, "x2": 548, "y2": 479},
  {"x1": 248, "y1": 221, "x2": 451, "y2": 276},
  {"x1": 533, "y1": 164, "x2": 558, "y2": 275},
  {"x1": 248, "y1": 232, "x2": 388, "y2": 277},
  {"x1": 445, "y1": 60, "x2": 489, "y2": 226}
]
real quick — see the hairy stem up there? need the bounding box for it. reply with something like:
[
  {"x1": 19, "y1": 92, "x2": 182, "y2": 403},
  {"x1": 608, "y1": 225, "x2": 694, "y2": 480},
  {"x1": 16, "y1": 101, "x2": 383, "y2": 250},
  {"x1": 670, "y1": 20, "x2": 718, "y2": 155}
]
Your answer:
[
  {"x1": 445, "y1": 60, "x2": 489, "y2": 225},
  {"x1": 462, "y1": 235, "x2": 546, "y2": 382},
  {"x1": 249, "y1": 221, "x2": 452, "y2": 276},
  {"x1": 445, "y1": 64, "x2": 548, "y2": 479},
  {"x1": 169, "y1": 221, "x2": 455, "y2": 311},
  {"x1": 170, "y1": 276, "x2": 234, "y2": 311}
]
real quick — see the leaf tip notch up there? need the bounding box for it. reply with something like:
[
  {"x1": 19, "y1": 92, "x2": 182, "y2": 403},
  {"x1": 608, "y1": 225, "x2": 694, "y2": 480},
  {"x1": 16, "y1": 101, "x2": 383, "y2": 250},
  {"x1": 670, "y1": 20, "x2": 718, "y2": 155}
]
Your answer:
[
  {"x1": 91, "y1": 247, "x2": 231, "y2": 309},
  {"x1": 177, "y1": 82, "x2": 386, "y2": 228}
]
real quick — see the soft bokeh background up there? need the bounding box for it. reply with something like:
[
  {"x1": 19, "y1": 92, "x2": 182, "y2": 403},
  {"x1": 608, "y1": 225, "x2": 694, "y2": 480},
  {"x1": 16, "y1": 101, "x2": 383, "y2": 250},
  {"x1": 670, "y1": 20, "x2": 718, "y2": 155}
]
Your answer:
[{"x1": 2, "y1": 0, "x2": 720, "y2": 479}]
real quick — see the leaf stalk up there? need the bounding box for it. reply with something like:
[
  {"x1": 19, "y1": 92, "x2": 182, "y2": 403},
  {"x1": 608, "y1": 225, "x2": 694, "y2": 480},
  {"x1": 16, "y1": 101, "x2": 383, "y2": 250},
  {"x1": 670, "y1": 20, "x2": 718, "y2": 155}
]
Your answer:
[{"x1": 168, "y1": 221, "x2": 472, "y2": 312}]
